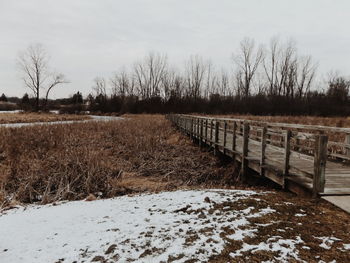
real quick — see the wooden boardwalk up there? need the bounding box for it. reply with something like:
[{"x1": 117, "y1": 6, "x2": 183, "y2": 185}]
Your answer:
[{"x1": 168, "y1": 114, "x2": 350, "y2": 197}]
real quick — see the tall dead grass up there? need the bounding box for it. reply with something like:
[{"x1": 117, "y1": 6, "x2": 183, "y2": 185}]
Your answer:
[
  {"x1": 217, "y1": 114, "x2": 350, "y2": 128},
  {"x1": 0, "y1": 115, "x2": 234, "y2": 208}
]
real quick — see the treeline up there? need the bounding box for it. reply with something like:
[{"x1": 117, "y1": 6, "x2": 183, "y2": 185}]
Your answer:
[
  {"x1": 83, "y1": 37, "x2": 349, "y2": 116},
  {"x1": 3, "y1": 37, "x2": 350, "y2": 116}
]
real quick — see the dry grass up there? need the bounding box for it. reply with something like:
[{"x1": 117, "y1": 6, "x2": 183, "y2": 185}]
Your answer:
[
  {"x1": 205, "y1": 192, "x2": 350, "y2": 262},
  {"x1": 0, "y1": 112, "x2": 90, "y2": 124},
  {"x1": 201, "y1": 114, "x2": 350, "y2": 153},
  {"x1": 0, "y1": 115, "x2": 236, "y2": 208},
  {"x1": 213, "y1": 114, "x2": 350, "y2": 128},
  {"x1": 0, "y1": 114, "x2": 349, "y2": 261}
]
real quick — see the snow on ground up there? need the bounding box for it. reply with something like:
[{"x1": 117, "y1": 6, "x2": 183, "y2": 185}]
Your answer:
[
  {"x1": 0, "y1": 190, "x2": 343, "y2": 262},
  {"x1": 315, "y1": 236, "x2": 342, "y2": 250},
  {"x1": 0, "y1": 115, "x2": 123, "y2": 128}
]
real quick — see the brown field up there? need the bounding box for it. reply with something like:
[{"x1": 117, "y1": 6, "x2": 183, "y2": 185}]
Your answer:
[
  {"x1": 0, "y1": 112, "x2": 90, "y2": 124},
  {"x1": 0, "y1": 114, "x2": 349, "y2": 261},
  {"x1": 0, "y1": 115, "x2": 234, "y2": 207},
  {"x1": 196, "y1": 114, "x2": 350, "y2": 146},
  {"x1": 1, "y1": 114, "x2": 350, "y2": 207},
  {"x1": 209, "y1": 114, "x2": 350, "y2": 128}
]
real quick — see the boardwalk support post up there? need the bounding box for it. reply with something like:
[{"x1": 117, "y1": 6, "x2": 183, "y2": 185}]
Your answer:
[
  {"x1": 241, "y1": 122, "x2": 249, "y2": 181},
  {"x1": 313, "y1": 135, "x2": 328, "y2": 197}
]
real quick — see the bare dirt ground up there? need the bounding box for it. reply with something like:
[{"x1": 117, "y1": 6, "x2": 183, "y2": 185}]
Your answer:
[{"x1": 0, "y1": 112, "x2": 90, "y2": 124}]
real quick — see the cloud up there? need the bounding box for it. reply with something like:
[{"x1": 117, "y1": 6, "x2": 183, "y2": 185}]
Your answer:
[{"x1": 0, "y1": 0, "x2": 349, "y2": 97}]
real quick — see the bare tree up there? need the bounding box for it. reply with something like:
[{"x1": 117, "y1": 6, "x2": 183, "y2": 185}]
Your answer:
[
  {"x1": 133, "y1": 52, "x2": 168, "y2": 99},
  {"x1": 262, "y1": 38, "x2": 317, "y2": 98},
  {"x1": 18, "y1": 43, "x2": 68, "y2": 110},
  {"x1": 215, "y1": 69, "x2": 230, "y2": 97},
  {"x1": 205, "y1": 62, "x2": 219, "y2": 97},
  {"x1": 93, "y1": 77, "x2": 107, "y2": 96},
  {"x1": 277, "y1": 40, "x2": 296, "y2": 97},
  {"x1": 233, "y1": 38, "x2": 264, "y2": 98},
  {"x1": 161, "y1": 68, "x2": 180, "y2": 100},
  {"x1": 295, "y1": 56, "x2": 317, "y2": 97},
  {"x1": 263, "y1": 37, "x2": 280, "y2": 96},
  {"x1": 185, "y1": 55, "x2": 207, "y2": 99},
  {"x1": 232, "y1": 70, "x2": 244, "y2": 97},
  {"x1": 92, "y1": 77, "x2": 108, "y2": 110},
  {"x1": 325, "y1": 71, "x2": 350, "y2": 102},
  {"x1": 110, "y1": 68, "x2": 130, "y2": 97}
]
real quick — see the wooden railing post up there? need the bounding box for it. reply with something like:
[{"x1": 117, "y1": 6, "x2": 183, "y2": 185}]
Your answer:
[
  {"x1": 193, "y1": 118, "x2": 196, "y2": 139},
  {"x1": 223, "y1": 121, "x2": 227, "y2": 155},
  {"x1": 199, "y1": 119, "x2": 203, "y2": 147},
  {"x1": 197, "y1": 118, "x2": 200, "y2": 140},
  {"x1": 241, "y1": 122, "x2": 250, "y2": 180},
  {"x1": 205, "y1": 119, "x2": 208, "y2": 144},
  {"x1": 345, "y1": 134, "x2": 350, "y2": 157},
  {"x1": 214, "y1": 121, "x2": 219, "y2": 155},
  {"x1": 232, "y1": 122, "x2": 237, "y2": 155},
  {"x1": 194, "y1": 118, "x2": 197, "y2": 138},
  {"x1": 260, "y1": 126, "x2": 267, "y2": 175},
  {"x1": 284, "y1": 130, "x2": 292, "y2": 176},
  {"x1": 210, "y1": 120, "x2": 213, "y2": 147},
  {"x1": 186, "y1": 118, "x2": 189, "y2": 133},
  {"x1": 190, "y1": 118, "x2": 194, "y2": 140},
  {"x1": 313, "y1": 135, "x2": 328, "y2": 197}
]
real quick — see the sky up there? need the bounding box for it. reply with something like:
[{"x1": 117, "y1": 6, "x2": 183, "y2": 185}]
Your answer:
[{"x1": 0, "y1": 0, "x2": 349, "y2": 98}]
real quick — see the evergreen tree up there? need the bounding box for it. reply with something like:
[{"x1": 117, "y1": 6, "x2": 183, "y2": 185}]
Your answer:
[{"x1": 0, "y1": 93, "x2": 8, "y2": 102}]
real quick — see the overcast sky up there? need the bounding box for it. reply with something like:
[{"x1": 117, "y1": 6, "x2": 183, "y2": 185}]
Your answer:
[{"x1": 0, "y1": 0, "x2": 349, "y2": 98}]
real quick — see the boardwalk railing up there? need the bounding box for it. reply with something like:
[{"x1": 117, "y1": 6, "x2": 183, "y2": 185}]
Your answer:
[{"x1": 167, "y1": 114, "x2": 350, "y2": 196}]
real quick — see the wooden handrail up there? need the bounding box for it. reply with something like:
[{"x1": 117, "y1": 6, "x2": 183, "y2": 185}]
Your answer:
[
  {"x1": 167, "y1": 114, "x2": 336, "y2": 196},
  {"x1": 177, "y1": 114, "x2": 350, "y2": 134}
]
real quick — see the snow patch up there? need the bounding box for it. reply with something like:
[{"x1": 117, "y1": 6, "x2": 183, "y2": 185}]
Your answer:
[
  {"x1": 230, "y1": 235, "x2": 305, "y2": 263},
  {"x1": 295, "y1": 213, "x2": 306, "y2": 217},
  {"x1": 315, "y1": 236, "x2": 341, "y2": 250},
  {"x1": 0, "y1": 189, "x2": 265, "y2": 263}
]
